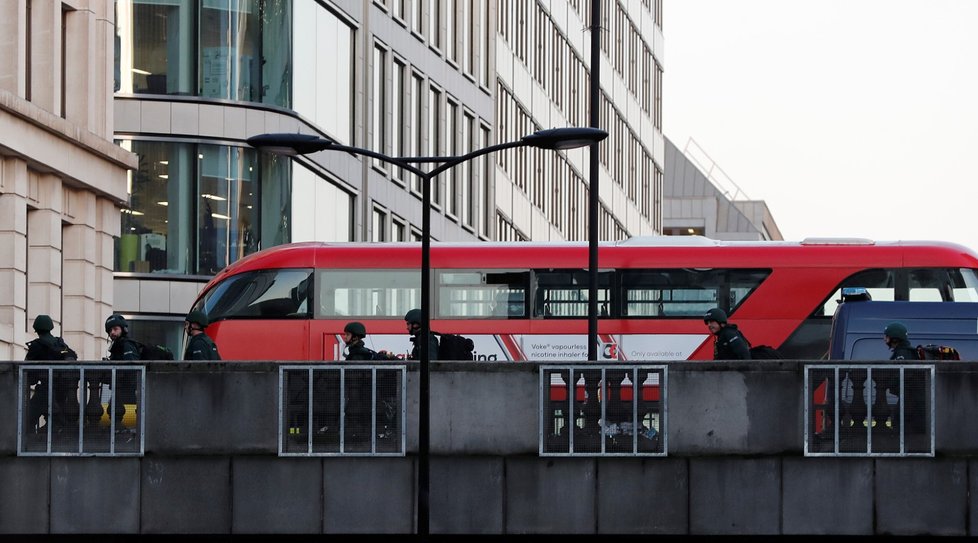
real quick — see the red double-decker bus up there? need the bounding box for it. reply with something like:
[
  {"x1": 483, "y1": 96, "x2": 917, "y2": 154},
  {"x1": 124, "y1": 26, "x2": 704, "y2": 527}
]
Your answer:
[{"x1": 188, "y1": 237, "x2": 978, "y2": 361}]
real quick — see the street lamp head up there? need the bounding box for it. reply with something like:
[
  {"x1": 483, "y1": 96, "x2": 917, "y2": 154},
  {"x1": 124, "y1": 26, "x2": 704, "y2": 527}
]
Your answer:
[
  {"x1": 246, "y1": 133, "x2": 334, "y2": 156},
  {"x1": 521, "y1": 127, "x2": 608, "y2": 150}
]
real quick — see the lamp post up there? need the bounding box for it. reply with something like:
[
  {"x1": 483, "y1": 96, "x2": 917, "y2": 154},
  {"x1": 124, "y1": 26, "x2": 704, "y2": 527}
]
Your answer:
[{"x1": 248, "y1": 126, "x2": 607, "y2": 535}]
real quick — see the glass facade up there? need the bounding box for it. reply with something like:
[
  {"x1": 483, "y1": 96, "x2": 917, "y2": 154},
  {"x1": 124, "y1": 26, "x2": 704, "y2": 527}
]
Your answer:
[
  {"x1": 292, "y1": 2, "x2": 354, "y2": 144},
  {"x1": 125, "y1": 317, "x2": 187, "y2": 360},
  {"x1": 117, "y1": 140, "x2": 290, "y2": 275},
  {"x1": 115, "y1": 0, "x2": 292, "y2": 107}
]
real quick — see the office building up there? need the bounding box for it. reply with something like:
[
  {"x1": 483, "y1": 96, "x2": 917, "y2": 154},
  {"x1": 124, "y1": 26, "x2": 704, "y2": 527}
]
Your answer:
[
  {"x1": 111, "y1": 0, "x2": 666, "y2": 352},
  {"x1": 0, "y1": 1, "x2": 138, "y2": 359}
]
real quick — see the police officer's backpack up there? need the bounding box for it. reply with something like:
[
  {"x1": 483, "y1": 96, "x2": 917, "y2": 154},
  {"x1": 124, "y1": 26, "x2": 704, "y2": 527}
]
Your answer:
[
  {"x1": 435, "y1": 332, "x2": 475, "y2": 361},
  {"x1": 135, "y1": 341, "x2": 175, "y2": 360},
  {"x1": 916, "y1": 344, "x2": 960, "y2": 361},
  {"x1": 749, "y1": 345, "x2": 784, "y2": 359},
  {"x1": 26, "y1": 336, "x2": 77, "y2": 360}
]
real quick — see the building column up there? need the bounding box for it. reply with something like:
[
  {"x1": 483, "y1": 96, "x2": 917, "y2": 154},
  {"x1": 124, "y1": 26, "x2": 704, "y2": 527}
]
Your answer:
[
  {"x1": 62, "y1": 187, "x2": 100, "y2": 359},
  {"x1": 0, "y1": 0, "x2": 27, "y2": 96},
  {"x1": 95, "y1": 196, "x2": 119, "y2": 345},
  {"x1": 27, "y1": 171, "x2": 65, "y2": 346},
  {"x1": 28, "y1": 0, "x2": 61, "y2": 114},
  {"x1": 0, "y1": 157, "x2": 29, "y2": 359}
]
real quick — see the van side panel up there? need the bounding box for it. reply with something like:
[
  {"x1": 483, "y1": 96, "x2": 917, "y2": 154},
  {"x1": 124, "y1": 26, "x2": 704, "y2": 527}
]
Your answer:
[{"x1": 829, "y1": 302, "x2": 978, "y2": 360}]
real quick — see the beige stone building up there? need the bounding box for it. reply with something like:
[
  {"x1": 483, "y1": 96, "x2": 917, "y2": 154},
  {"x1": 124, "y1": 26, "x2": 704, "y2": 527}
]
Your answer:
[{"x1": 0, "y1": 0, "x2": 137, "y2": 360}]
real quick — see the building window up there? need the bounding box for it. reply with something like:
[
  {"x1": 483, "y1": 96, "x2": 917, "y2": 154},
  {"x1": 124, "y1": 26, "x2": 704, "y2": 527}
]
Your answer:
[
  {"x1": 446, "y1": 99, "x2": 458, "y2": 218},
  {"x1": 117, "y1": 140, "x2": 290, "y2": 276},
  {"x1": 431, "y1": 0, "x2": 442, "y2": 50},
  {"x1": 25, "y1": 0, "x2": 32, "y2": 100},
  {"x1": 481, "y1": 124, "x2": 491, "y2": 236},
  {"x1": 291, "y1": 163, "x2": 353, "y2": 242},
  {"x1": 115, "y1": 0, "x2": 196, "y2": 96},
  {"x1": 428, "y1": 85, "x2": 442, "y2": 205},
  {"x1": 411, "y1": 73, "x2": 425, "y2": 194},
  {"x1": 292, "y1": 2, "x2": 354, "y2": 143},
  {"x1": 413, "y1": 0, "x2": 424, "y2": 35},
  {"x1": 115, "y1": 0, "x2": 292, "y2": 107},
  {"x1": 372, "y1": 43, "x2": 388, "y2": 171},
  {"x1": 392, "y1": 216, "x2": 407, "y2": 241},
  {"x1": 126, "y1": 317, "x2": 185, "y2": 362},
  {"x1": 461, "y1": 112, "x2": 474, "y2": 227},
  {"x1": 481, "y1": 0, "x2": 490, "y2": 87},
  {"x1": 462, "y1": 0, "x2": 472, "y2": 75},
  {"x1": 199, "y1": 0, "x2": 261, "y2": 101},
  {"x1": 372, "y1": 206, "x2": 387, "y2": 242},
  {"x1": 447, "y1": 0, "x2": 459, "y2": 65},
  {"x1": 392, "y1": 59, "x2": 407, "y2": 185}
]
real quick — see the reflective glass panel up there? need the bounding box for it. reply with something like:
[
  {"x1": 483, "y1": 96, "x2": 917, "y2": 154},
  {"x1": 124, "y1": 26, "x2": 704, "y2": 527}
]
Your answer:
[
  {"x1": 197, "y1": 145, "x2": 258, "y2": 274},
  {"x1": 317, "y1": 270, "x2": 421, "y2": 318},
  {"x1": 199, "y1": 0, "x2": 261, "y2": 101},
  {"x1": 116, "y1": 0, "x2": 196, "y2": 95},
  {"x1": 119, "y1": 140, "x2": 194, "y2": 274}
]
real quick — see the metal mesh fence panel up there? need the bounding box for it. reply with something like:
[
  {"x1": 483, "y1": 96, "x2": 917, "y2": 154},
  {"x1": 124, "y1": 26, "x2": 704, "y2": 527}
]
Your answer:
[
  {"x1": 18, "y1": 366, "x2": 145, "y2": 456},
  {"x1": 540, "y1": 365, "x2": 666, "y2": 456},
  {"x1": 280, "y1": 365, "x2": 406, "y2": 456},
  {"x1": 806, "y1": 364, "x2": 934, "y2": 457}
]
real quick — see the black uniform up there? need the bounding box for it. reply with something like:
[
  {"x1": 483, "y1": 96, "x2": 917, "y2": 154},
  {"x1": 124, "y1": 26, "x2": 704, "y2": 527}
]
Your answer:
[
  {"x1": 25, "y1": 333, "x2": 77, "y2": 432},
  {"x1": 877, "y1": 338, "x2": 918, "y2": 429},
  {"x1": 343, "y1": 339, "x2": 377, "y2": 439},
  {"x1": 108, "y1": 337, "x2": 141, "y2": 361},
  {"x1": 889, "y1": 339, "x2": 918, "y2": 361},
  {"x1": 713, "y1": 324, "x2": 752, "y2": 360},
  {"x1": 184, "y1": 333, "x2": 221, "y2": 360},
  {"x1": 104, "y1": 336, "x2": 142, "y2": 427},
  {"x1": 409, "y1": 333, "x2": 440, "y2": 361},
  {"x1": 345, "y1": 339, "x2": 377, "y2": 361}
]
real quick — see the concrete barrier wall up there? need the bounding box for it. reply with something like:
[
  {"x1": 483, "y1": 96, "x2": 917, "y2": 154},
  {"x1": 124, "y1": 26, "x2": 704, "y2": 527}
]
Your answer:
[{"x1": 0, "y1": 360, "x2": 977, "y2": 534}]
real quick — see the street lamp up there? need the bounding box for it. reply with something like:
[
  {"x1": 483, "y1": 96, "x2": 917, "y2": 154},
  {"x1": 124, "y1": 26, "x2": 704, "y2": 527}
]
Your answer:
[{"x1": 248, "y1": 126, "x2": 607, "y2": 535}]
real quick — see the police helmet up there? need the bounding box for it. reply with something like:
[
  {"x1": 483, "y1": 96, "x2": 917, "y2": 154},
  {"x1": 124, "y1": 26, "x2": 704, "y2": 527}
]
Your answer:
[
  {"x1": 703, "y1": 308, "x2": 728, "y2": 324},
  {"x1": 104, "y1": 314, "x2": 129, "y2": 335},
  {"x1": 884, "y1": 322, "x2": 908, "y2": 341},
  {"x1": 404, "y1": 308, "x2": 422, "y2": 325},
  {"x1": 33, "y1": 314, "x2": 54, "y2": 333},
  {"x1": 344, "y1": 321, "x2": 367, "y2": 337},
  {"x1": 185, "y1": 310, "x2": 209, "y2": 328}
]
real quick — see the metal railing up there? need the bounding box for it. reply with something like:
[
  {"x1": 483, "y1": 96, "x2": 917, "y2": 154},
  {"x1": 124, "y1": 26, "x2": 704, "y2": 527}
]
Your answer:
[
  {"x1": 279, "y1": 365, "x2": 407, "y2": 456},
  {"x1": 805, "y1": 364, "x2": 935, "y2": 457},
  {"x1": 18, "y1": 365, "x2": 145, "y2": 456},
  {"x1": 540, "y1": 365, "x2": 667, "y2": 456}
]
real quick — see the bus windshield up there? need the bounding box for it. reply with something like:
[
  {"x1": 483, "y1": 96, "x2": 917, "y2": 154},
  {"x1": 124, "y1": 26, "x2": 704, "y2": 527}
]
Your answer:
[{"x1": 194, "y1": 268, "x2": 313, "y2": 320}]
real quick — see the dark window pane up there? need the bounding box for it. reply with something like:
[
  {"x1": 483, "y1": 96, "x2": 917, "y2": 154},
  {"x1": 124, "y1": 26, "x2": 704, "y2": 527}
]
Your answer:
[
  {"x1": 534, "y1": 270, "x2": 612, "y2": 318},
  {"x1": 119, "y1": 141, "x2": 194, "y2": 274},
  {"x1": 196, "y1": 269, "x2": 313, "y2": 321}
]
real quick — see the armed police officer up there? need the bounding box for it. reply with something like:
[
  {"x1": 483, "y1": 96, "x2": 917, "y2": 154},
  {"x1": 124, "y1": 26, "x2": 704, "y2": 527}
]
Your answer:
[
  {"x1": 183, "y1": 310, "x2": 221, "y2": 360},
  {"x1": 25, "y1": 315, "x2": 77, "y2": 433},
  {"x1": 103, "y1": 314, "x2": 143, "y2": 432},
  {"x1": 105, "y1": 314, "x2": 141, "y2": 361},
  {"x1": 342, "y1": 322, "x2": 377, "y2": 360},
  {"x1": 704, "y1": 308, "x2": 752, "y2": 360},
  {"x1": 884, "y1": 322, "x2": 917, "y2": 360},
  {"x1": 877, "y1": 321, "x2": 916, "y2": 430},
  {"x1": 403, "y1": 308, "x2": 439, "y2": 360}
]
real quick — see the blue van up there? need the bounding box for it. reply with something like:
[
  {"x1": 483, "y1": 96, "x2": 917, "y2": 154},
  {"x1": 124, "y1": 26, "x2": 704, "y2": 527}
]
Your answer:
[{"x1": 828, "y1": 300, "x2": 978, "y2": 360}]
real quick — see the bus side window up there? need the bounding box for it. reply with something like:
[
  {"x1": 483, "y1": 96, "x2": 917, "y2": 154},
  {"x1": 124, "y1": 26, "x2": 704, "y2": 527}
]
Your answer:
[
  {"x1": 533, "y1": 270, "x2": 611, "y2": 318},
  {"x1": 436, "y1": 271, "x2": 528, "y2": 318}
]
